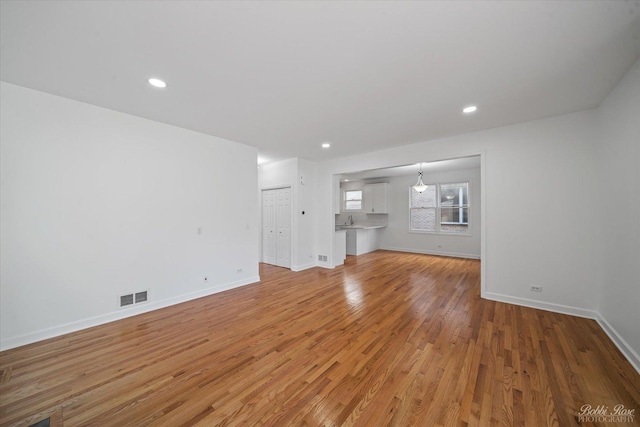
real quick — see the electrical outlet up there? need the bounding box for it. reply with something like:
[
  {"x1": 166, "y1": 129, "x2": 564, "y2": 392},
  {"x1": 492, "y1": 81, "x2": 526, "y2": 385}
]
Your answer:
[{"x1": 530, "y1": 285, "x2": 542, "y2": 292}]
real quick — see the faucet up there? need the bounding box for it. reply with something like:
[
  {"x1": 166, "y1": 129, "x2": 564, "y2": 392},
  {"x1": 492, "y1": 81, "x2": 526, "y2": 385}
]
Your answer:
[{"x1": 348, "y1": 215, "x2": 353, "y2": 225}]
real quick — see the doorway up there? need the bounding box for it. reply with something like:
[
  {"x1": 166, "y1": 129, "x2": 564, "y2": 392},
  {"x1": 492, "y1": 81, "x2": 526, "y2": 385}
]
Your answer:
[{"x1": 262, "y1": 187, "x2": 291, "y2": 268}]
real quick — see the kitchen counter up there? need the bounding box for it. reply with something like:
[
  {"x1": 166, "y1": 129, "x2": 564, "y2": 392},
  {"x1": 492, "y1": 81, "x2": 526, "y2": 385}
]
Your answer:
[{"x1": 335, "y1": 225, "x2": 386, "y2": 230}]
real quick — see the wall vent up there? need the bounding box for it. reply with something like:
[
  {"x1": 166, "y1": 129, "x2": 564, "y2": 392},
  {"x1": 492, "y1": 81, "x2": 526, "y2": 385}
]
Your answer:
[
  {"x1": 120, "y1": 290, "x2": 149, "y2": 308},
  {"x1": 318, "y1": 255, "x2": 328, "y2": 262},
  {"x1": 120, "y1": 294, "x2": 134, "y2": 307},
  {"x1": 135, "y1": 291, "x2": 148, "y2": 303}
]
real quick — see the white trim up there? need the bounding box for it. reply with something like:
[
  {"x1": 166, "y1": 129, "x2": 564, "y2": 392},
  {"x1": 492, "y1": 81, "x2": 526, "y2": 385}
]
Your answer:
[
  {"x1": 484, "y1": 292, "x2": 640, "y2": 374},
  {"x1": 479, "y1": 151, "x2": 486, "y2": 299},
  {"x1": 408, "y1": 231, "x2": 472, "y2": 237},
  {"x1": 291, "y1": 262, "x2": 317, "y2": 272},
  {"x1": 318, "y1": 262, "x2": 334, "y2": 270},
  {"x1": 595, "y1": 313, "x2": 640, "y2": 375},
  {"x1": 484, "y1": 291, "x2": 596, "y2": 319},
  {"x1": 0, "y1": 276, "x2": 260, "y2": 351},
  {"x1": 379, "y1": 246, "x2": 480, "y2": 260},
  {"x1": 260, "y1": 184, "x2": 291, "y2": 191}
]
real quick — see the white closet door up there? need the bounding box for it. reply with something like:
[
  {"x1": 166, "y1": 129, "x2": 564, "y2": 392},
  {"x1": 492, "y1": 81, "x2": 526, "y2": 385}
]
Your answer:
[
  {"x1": 262, "y1": 190, "x2": 276, "y2": 265},
  {"x1": 276, "y1": 187, "x2": 291, "y2": 268},
  {"x1": 262, "y1": 187, "x2": 291, "y2": 269}
]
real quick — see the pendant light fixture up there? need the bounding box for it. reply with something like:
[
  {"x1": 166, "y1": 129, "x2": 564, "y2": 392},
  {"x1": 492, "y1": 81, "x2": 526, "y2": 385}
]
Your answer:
[{"x1": 412, "y1": 163, "x2": 428, "y2": 193}]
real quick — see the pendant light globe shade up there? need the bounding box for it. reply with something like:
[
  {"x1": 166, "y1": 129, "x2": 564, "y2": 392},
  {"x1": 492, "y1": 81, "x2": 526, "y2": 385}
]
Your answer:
[{"x1": 413, "y1": 172, "x2": 428, "y2": 193}]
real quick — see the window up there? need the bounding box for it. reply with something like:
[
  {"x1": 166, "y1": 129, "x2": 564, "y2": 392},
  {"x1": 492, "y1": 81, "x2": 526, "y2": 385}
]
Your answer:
[
  {"x1": 410, "y1": 182, "x2": 469, "y2": 233},
  {"x1": 344, "y1": 190, "x2": 363, "y2": 211},
  {"x1": 410, "y1": 185, "x2": 437, "y2": 232},
  {"x1": 439, "y1": 182, "x2": 469, "y2": 232}
]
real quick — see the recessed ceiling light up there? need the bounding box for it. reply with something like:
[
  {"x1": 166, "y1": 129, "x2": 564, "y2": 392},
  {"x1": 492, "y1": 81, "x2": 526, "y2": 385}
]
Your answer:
[
  {"x1": 344, "y1": 179, "x2": 350, "y2": 182},
  {"x1": 321, "y1": 143, "x2": 331, "y2": 149},
  {"x1": 462, "y1": 105, "x2": 478, "y2": 114},
  {"x1": 148, "y1": 78, "x2": 167, "y2": 88}
]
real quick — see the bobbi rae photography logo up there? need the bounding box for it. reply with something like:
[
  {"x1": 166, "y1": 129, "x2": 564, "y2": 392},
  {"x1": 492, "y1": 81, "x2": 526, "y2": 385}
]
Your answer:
[{"x1": 578, "y1": 404, "x2": 635, "y2": 423}]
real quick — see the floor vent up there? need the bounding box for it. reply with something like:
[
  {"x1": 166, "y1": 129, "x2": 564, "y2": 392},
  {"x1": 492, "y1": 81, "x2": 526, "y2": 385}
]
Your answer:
[
  {"x1": 120, "y1": 291, "x2": 149, "y2": 308},
  {"x1": 29, "y1": 418, "x2": 50, "y2": 427}
]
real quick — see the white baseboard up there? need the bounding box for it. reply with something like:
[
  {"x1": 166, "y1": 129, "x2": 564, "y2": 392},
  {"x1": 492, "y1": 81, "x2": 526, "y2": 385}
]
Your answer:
[
  {"x1": 595, "y1": 313, "x2": 640, "y2": 375},
  {"x1": 484, "y1": 291, "x2": 597, "y2": 319},
  {"x1": 0, "y1": 276, "x2": 260, "y2": 351},
  {"x1": 484, "y1": 291, "x2": 640, "y2": 375},
  {"x1": 5, "y1": 273, "x2": 638, "y2": 377},
  {"x1": 291, "y1": 262, "x2": 316, "y2": 272},
  {"x1": 379, "y1": 246, "x2": 480, "y2": 260}
]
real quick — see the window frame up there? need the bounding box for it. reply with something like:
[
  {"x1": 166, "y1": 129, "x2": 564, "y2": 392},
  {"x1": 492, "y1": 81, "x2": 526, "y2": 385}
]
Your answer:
[
  {"x1": 409, "y1": 181, "x2": 471, "y2": 235},
  {"x1": 343, "y1": 189, "x2": 363, "y2": 212}
]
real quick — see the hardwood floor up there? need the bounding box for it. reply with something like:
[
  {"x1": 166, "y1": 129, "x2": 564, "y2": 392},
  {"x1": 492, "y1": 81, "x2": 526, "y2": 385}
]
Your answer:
[{"x1": 1, "y1": 251, "x2": 638, "y2": 426}]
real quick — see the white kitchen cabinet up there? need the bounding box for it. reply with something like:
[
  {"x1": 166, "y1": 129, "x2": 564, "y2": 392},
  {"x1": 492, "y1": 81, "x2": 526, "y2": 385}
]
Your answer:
[
  {"x1": 334, "y1": 230, "x2": 347, "y2": 265},
  {"x1": 345, "y1": 227, "x2": 382, "y2": 255},
  {"x1": 345, "y1": 229, "x2": 356, "y2": 255},
  {"x1": 367, "y1": 228, "x2": 381, "y2": 251},
  {"x1": 363, "y1": 183, "x2": 388, "y2": 214},
  {"x1": 346, "y1": 229, "x2": 368, "y2": 255}
]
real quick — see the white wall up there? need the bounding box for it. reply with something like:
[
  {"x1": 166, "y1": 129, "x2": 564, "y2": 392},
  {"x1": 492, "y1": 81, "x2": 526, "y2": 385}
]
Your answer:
[
  {"x1": 296, "y1": 158, "x2": 318, "y2": 270},
  {"x1": 380, "y1": 167, "x2": 481, "y2": 259},
  {"x1": 318, "y1": 108, "x2": 600, "y2": 316},
  {"x1": 258, "y1": 158, "x2": 317, "y2": 271},
  {"x1": 259, "y1": 158, "x2": 297, "y2": 189},
  {"x1": 0, "y1": 82, "x2": 260, "y2": 350},
  {"x1": 594, "y1": 60, "x2": 640, "y2": 369}
]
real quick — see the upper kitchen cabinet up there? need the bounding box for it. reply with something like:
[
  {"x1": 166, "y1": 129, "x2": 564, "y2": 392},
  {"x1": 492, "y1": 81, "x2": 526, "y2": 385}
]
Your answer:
[{"x1": 363, "y1": 183, "x2": 388, "y2": 214}]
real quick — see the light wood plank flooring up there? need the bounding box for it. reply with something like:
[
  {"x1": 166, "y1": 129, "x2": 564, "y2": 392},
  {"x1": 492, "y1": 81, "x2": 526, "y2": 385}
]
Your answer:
[{"x1": 1, "y1": 251, "x2": 638, "y2": 426}]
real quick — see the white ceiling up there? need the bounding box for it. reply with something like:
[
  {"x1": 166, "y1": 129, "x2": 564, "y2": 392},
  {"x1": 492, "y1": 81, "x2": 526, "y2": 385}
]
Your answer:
[{"x1": 1, "y1": 1, "x2": 639, "y2": 163}]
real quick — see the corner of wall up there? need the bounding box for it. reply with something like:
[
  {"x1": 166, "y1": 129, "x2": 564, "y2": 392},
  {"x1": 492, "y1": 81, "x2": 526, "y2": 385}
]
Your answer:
[
  {"x1": 595, "y1": 312, "x2": 640, "y2": 374},
  {"x1": 483, "y1": 292, "x2": 597, "y2": 320}
]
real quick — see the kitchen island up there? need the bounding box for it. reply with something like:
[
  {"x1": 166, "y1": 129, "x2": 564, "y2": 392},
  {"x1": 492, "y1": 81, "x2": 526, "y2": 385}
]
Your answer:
[{"x1": 335, "y1": 225, "x2": 385, "y2": 256}]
